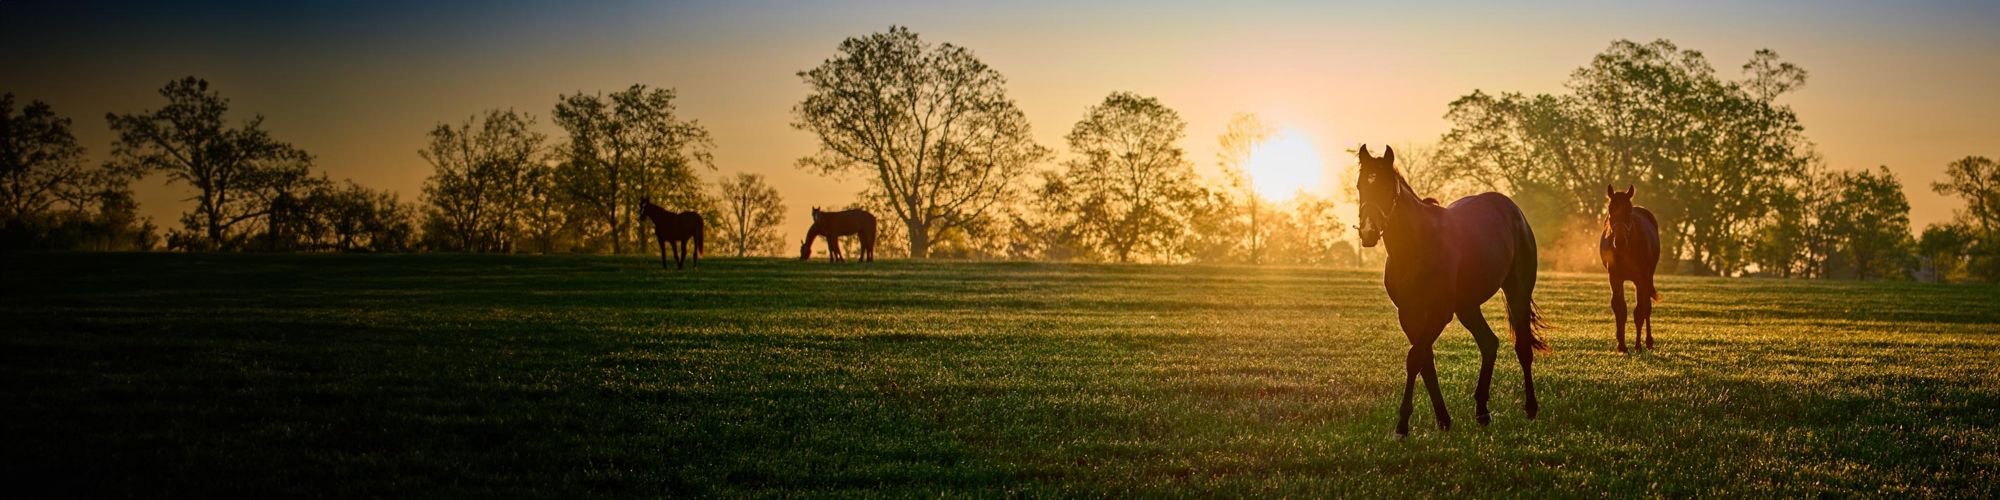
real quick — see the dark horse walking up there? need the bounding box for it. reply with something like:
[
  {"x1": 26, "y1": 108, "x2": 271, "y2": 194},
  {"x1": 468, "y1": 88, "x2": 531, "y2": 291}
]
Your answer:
[
  {"x1": 640, "y1": 199, "x2": 703, "y2": 270},
  {"x1": 799, "y1": 207, "x2": 876, "y2": 262},
  {"x1": 1600, "y1": 185, "x2": 1662, "y2": 353},
  {"x1": 1354, "y1": 145, "x2": 1551, "y2": 438}
]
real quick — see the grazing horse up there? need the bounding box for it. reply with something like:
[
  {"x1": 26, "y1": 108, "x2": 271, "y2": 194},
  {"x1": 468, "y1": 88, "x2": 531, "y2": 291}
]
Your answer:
[
  {"x1": 640, "y1": 198, "x2": 703, "y2": 270},
  {"x1": 1354, "y1": 145, "x2": 1550, "y2": 438},
  {"x1": 1600, "y1": 185, "x2": 1662, "y2": 353},
  {"x1": 799, "y1": 207, "x2": 877, "y2": 263}
]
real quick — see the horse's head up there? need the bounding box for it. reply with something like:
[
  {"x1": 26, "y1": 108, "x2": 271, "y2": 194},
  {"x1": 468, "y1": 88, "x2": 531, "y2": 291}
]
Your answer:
[
  {"x1": 1354, "y1": 145, "x2": 1400, "y2": 248},
  {"x1": 799, "y1": 238, "x2": 813, "y2": 261},
  {"x1": 811, "y1": 207, "x2": 823, "y2": 222},
  {"x1": 639, "y1": 198, "x2": 658, "y2": 217},
  {"x1": 1605, "y1": 185, "x2": 1635, "y2": 248}
]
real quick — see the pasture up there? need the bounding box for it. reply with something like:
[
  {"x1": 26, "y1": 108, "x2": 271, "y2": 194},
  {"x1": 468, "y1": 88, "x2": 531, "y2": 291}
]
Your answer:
[{"x1": 3, "y1": 253, "x2": 1996, "y2": 496}]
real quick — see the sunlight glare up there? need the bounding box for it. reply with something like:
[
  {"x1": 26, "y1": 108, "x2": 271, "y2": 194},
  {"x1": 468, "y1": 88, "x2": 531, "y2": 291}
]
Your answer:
[{"x1": 1243, "y1": 128, "x2": 1326, "y2": 202}]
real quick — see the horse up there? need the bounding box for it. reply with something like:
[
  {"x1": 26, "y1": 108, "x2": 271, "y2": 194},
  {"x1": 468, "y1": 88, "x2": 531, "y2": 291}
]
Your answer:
[
  {"x1": 1600, "y1": 185, "x2": 1662, "y2": 353},
  {"x1": 799, "y1": 207, "x2": 876, "y2": 262},
  {"x1": 1353, "y1": 145, "x2": 1551, "y2": 438},
  {"x1": 640, "y1": 198, "x2": 703, "y2": 270}
]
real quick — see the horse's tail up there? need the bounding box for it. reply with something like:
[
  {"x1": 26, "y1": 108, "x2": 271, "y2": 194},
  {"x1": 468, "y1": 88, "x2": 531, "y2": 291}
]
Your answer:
[
  {"x1": 694, "y1": 224, "x2": 704, "y2": 258},
  {"x1": 1512, "y1": 299, "x2": 1553, "y2": 354},
  {"x1": 1506, "y1": 202, "x2": 1552, "y2": 354}
]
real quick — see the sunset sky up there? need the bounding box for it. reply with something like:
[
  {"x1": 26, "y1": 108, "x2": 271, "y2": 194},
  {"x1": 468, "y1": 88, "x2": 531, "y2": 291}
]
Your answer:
[{"x1": 4, "y1": 0, "x2": 1997, "y2": 240}]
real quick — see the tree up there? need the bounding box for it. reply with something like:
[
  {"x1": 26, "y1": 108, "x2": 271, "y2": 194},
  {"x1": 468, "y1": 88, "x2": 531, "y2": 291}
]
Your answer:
[
  {"x1": 1932, "y1": 155, "x2": 2000, "y2": 281},
  {"x1": 261, "y1": 178, "x2": 417, "y2": 253},
  {"x1": 1917, "y1": 223, "x2": 1974, "y2": 282},
  {"x1": 1035, "y1": 92, "x2": 1205, "y2": 263},
  {"x1": 714, "y1": 172, "x2": 787, "y2": 257},
  {"x1": 553, "y1": 85, "x2": 714, "y2": 254},
  {"x1": 1821, "y1": 166, "x2": 1914, "y2": 280},
  {"x1": 107, "y1": 77, "x2": 314, "y2": 251},
  {"x1": 419, "y1": 109, "x2": 547, "y2": 253},
  {"x1": 1265, "y1": 194, "x2": 1356, "y2": 267},
  {"x1": 1215, "y1": 113, "x2": 1274, "y2": 263},
  {"x1": 1, "y1": 93, "x2": 156, "y2": 251},
  {"x1": 516, "y1": 162, "x2": 571, "y2": 254},
  {"x1": 793, "y1": 26, "x2": 1050, "y2": 258},
  {"x1": 1434, "y1": 40, "x2": 1814, "y2": 274},
  {"x1": 2, "y1": 94, "x2": 97, "y2": 219}
]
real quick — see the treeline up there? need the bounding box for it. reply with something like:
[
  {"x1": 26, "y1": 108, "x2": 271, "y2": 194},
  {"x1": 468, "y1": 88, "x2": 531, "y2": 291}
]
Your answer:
[
  {"x1": 3, "y1": 30, "x2": 1994, "y2": 282},
  {"x1": 1416, "y1": 39, "x2": 1996, "y2": 282}
]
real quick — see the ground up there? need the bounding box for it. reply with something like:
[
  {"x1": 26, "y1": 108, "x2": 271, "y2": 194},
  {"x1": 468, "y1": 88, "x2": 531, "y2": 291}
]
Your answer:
[{"x1": 2, "y1": 253, "x2": 1996, "y2": 496}]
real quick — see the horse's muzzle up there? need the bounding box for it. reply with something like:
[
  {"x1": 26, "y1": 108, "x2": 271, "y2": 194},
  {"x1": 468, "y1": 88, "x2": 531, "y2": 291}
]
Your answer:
[{"x1": 1359, "y1": 229, "x2": 1381, "y2": 248}]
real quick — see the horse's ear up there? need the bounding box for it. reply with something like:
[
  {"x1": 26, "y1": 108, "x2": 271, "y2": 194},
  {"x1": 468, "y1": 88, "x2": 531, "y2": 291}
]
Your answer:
[
  {"x1": 1626, "y1": 185, "x2": 1635, "y2": 196},
  {"x1": 1607, "y1": 184, "x2": 1615, "y2": 197},
  {"x1": 1357, "y1": 144, "x2": 1373, "y2": 161},
  {"x1": 1382, "y1": 146, "x2": 1395, "y2": 166}
]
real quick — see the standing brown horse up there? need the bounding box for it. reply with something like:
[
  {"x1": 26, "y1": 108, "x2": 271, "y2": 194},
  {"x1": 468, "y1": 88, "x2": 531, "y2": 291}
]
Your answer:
[
  {"x1": 1600, "y1": 185, "x2": 1662, "y2": 352},
  {"x1": 799, "y1": 207, "x2": 876, "y2": 262},
  {"x1": 640, "y1": 198, "x2": 703, "y2": 270},
  {"x1": 1354, "y1": 145, "x2": 1550, "y2": 438}
]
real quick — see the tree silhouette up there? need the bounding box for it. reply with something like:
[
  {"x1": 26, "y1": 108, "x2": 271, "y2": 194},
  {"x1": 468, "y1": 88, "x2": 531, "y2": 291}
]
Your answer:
[
  {"x1": 1036, "y1": 92, "x2": 1205, "y2": 263},
  {"x1": 1822, "y1": 166, "x2": 1914, "y2": 279},
  {"x1": 553, "y1": 85, "x2": 713, "y2": 254},
  {"x1": 1435, "y1": 40, "x2": 1814, "y2": 275},
  {"x1": 107, "y1": 77, "x2": 313, "y2": 251},
  {"x1": 714, "y1": 172, "x2": 786, "y2": 257},
  {"x1": 1933, "y1": 156, "x2": 2000, "y2": 281},
  {"x1": 793, "y1": 26, "x2": 1050, "y2": 258},
  {"x1": 2, "y1": 94, "x2": 92, "y2": 219},
  {"x1": 1215, "y1": 113, "x2": 1273, "y2": 263},
  {"x1": 1, "y1": 94, "x2": 155, "y2": 250},
  {"x1": 419, "y1": 109, "x2": 547, "y2": 253}
]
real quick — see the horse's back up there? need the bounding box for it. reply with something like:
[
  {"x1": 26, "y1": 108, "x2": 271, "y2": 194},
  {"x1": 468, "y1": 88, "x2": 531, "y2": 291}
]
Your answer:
[
  {"x1": 1443, "y1": 192, "x2": 1535, "y2": 297},
  {"x1": 653, "y1": 211, "x2": 702, "y2": 240},
  {"x1": 817, "y1": 209, "x2": 875, "y2": 236},
  {"x1": 1443, "y1": 193, "x2": 1532, "y2": 247},
  {"x1": 1632, "y1": 206, "x2": 1661, "y2": 271}
]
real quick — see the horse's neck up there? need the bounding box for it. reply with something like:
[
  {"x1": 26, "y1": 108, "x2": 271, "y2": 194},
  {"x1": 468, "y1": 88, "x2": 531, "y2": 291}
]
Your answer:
[{"x1": 1381, "y1": 176, "x2": 1436, "y2": 257}]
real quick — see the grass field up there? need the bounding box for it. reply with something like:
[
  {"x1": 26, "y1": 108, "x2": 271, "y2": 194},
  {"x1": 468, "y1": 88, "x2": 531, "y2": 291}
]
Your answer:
[{"x1": 3, "y1": 253, "x2": 1997, "y2": 497}]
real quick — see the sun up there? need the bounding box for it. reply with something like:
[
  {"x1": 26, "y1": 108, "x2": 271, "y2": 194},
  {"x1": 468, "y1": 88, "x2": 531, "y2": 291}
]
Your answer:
[{"x1": 1242, "y1": 128, "x2": 1326, "y2": 202}]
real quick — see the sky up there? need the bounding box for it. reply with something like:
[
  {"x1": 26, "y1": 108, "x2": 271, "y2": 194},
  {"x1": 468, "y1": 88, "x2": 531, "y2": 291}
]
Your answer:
[{"x1": 3, "y1": 0, "x2": 1997, "y2": 242}]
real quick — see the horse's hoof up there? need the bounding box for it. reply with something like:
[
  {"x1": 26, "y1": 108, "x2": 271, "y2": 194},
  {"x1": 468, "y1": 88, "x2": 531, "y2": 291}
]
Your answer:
[
  {"x1": 1525, "y1": 405, "x2": 1539, "y2": 420},
  {"x1": 1438, "y1": 420, "x2": 1452, "y2": 431},
  {"x1": 1646, "y1": 339, "x2": 1655, "y2": 348},
  {"x1": 1617, "y1": 346, "x2": 1628, "y2": 354},
  {"x1": 1477, "y1": 413, "x2": 1492, "y2": 426},
  {"x1": 1393, "y1": 429, "x2": 1409, "y2": 440}
]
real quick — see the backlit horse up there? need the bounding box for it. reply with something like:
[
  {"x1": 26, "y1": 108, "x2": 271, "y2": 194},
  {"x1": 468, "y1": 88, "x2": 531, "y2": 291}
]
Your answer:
[
  {"x1": 1354, "y1": 145, "x2": 1550, "y2": 438},
  {"x1": 640, "y1": 198, "x2": 703, "y2": 270},
  {"x1": 799, "y1": 207, "x2": 876, "y2": 262},
  {"x1": 1600, "y1": 185, "x2": 1662, "y2": 352}
]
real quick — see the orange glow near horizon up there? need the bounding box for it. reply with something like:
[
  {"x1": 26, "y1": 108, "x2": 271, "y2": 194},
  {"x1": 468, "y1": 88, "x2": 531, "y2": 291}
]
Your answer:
[{"x1": 2, "y1": 1, "x2": 1996, "y2": 244}]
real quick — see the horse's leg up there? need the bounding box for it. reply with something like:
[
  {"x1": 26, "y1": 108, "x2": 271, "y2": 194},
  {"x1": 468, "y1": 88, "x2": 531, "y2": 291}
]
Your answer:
[
  {"x1": 1396, "y1": 312, "x2": 1450, "y2": 437},
  {"x1": 658, "y1": 240, "x2": 668, "y2": 269},
  {"x1": 1460, "y1": 308, "x2": 1500, "y2": 426},
  {"x1": 1418, "y1": 342, "x2": 1451, "y2": 431},
  {"x1": 1638, "y1": 278, "x2": 1655, "y2": 349},
  {"x1": 1396, "y1": 345, "x2": 1419, "y2": 438},
  {"x1": 1611, "y1": 276, "x2": 1629, "y2": 353}
]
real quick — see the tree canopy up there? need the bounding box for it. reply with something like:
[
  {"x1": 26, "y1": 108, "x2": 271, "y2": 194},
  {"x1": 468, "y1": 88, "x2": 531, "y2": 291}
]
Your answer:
[
  {"x1": 793, "y1": 26, "x2": 1050, "y2": 258},
  {"x1": 106, "y1": 77, "x2": 314, "y2": 251}
]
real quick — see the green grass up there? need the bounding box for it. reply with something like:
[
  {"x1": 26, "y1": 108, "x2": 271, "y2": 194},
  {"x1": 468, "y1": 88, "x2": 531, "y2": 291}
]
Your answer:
[{"x1": 3, "y1": 253, "x2": 1997, "y2": 497}]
